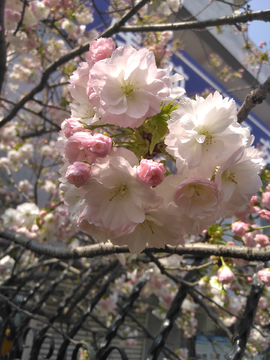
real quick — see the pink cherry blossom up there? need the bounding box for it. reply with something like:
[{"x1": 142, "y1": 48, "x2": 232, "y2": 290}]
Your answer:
[
  {"x1": 254, "y1": 234, "x2": 270, "y2": 247},
  {"x1": 81, "y1": 151, "x2": 161, "y2": 240},
  {"x1": 243, "y1": 226, "x2": 262, "y2": 247},
  {"x1": 98, "y1": 297, "x2": 117, "y2": 314},
  {"x1": 136, "y1": 159, "x2": 165, "y2": 187},
  {"x1": 174, "y1": 177, "x2": 221, "y2": 219},
  {"x1": 231, "y1": 221, "x2": 249, "y2": 237},
  {"x1": 258, "y1": 209, "x2": 270, "y2": 222},
  {"x1": 112, "y1": 207, "x2": 184, "y2": 253},
  {"x1": 69, "y1": 61, "x2": 92, "y2": 103},
  {"x1": 87, "y1": 37, "x2": 115, "y2": 63},
  {"x1": 215, "y1": 146, "x2": 263, "y2": 215},
  {"x1": 257, "y1": 268, "x2": 270, "y2": 286},
  {"x1": 88, "y1": 44, "x2": 171, "y2": 127},
  {"x1": 61, "y1": 118, "x2": 90, "y2": 138},
  {"x1": 66, "y1": 162, "x2": 91, "y2": 188},
  {"x1": 39, "y1": 210, "x2": 47, "y2": 217},
  {"x1": 30, "y1": 1, "x2": 50, "y2": 20},
  {"x1": 165, "y1": 91, "x2": 249, "y2": 178},
  {"x1": 64, "y1": 131, "x2": 97, "y2": 164},
  {"x1": 249, "y1": 195, "x2": 261, "y2": 213},
  {"x1": 83, "y1": 133, "x2": 112, "y2": 158},
  {"x1": 217, "y1": 265, "x2": 234, "y2": 284},
  {"x1": 262, "y1": 191, "x2": 270, "y2": 209}
]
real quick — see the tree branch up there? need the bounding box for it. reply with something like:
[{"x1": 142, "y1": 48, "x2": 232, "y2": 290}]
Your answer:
[
  {"x1": 0, "y1": 0, "x2": 151, "y2": 129},
  {"x1": 0, "y1": 0, "x2": 6, "y2": 95},
  {"x1": 119, "y1": 9, "x2": 270, "y2": 33},
  {"x1": 237, "y1": 76, "x2": 270, "y2": 123},
  {"x1": 2, "y1": 229, "x2": 270, "y2": 261},
  {"x1": 226, "y1": 283, "x2": 264, "y2": 359}
]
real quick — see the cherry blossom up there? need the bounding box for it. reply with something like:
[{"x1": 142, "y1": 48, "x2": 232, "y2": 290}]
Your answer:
[
  {"x1": 257, "y1": 269, "x2": 270, "y2": 286},
  {"x1": 136, "y1": 159, "x2": 165, "y2": 187},
  {"x1": 87, "y1": 45, "x2": 172, "y2": 127},
  {"x1": 165, "y1": 91, "x2": 250, "y2": 178},
  {"x1": 218, "y1": 265, "x2": 234, "y2": 285}
]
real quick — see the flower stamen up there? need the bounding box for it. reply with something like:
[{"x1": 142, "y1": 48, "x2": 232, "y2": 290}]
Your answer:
[
  {"x1": 109, "y1": 183, "x2": 128, "y2": 201},
  {"x1": 121, "y1": 81, "x2": 137, "y2": 98}
]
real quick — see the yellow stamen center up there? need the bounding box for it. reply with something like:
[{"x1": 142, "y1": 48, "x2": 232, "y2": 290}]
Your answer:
[
  {"x1": 121, "y1": 81, "x2": 136, "y2": 97},
  {"x1": 109, "y1": 184, "x2": 128, "y2": 201}
]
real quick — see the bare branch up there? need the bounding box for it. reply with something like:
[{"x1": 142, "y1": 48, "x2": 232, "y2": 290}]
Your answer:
[
  {"x1": 0, "y1": 0, "x2": 6, "y2": 95},
  {"x1": 2, "y1": 229, "x2": 270, "y2": 261},
  {"x1": 237, "y1": 76, "x2": 270, "y2": 123},
  {"x1": 0, "y1": 0, "x2": 151, "y2": 129},
  {"x1": 13, "y1": 0, "x2": 27, "y2": 37},
  {"x1": 0, "y1": 97, "x2": 61, "y2": 131},
  {"x1": 227, "y1": 283, "x2": 264, "y2": 359},
  {"x1": 119, "y1": 9, "x2": 270, "y2": 33},
  {"x1": 147, "y1": 253, "x2": 198, "y2": 287}
]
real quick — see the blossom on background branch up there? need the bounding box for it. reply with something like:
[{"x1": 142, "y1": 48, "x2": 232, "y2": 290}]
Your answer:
[{"x1": 0, "y1": 0, "x2": 6, "y2": 95}]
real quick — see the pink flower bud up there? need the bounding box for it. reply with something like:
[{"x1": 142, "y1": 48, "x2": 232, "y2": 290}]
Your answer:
[
  {"x1": 247, "y1": 276, "x2": 252, "y2": 283},
  {"x1": 87, "y1": 38, "x2": 115, "y2": 63},
  {"x1": 262, "y1": 192, "x2": 270, "y2": 209},
  {"x1": 217, "y1": 265, "x2": 234, "y2": 285},
  {"x1": 259, "y1": 209, "x2": 270, "y2": 222},
  {"x1": 254, "y1": 234, "x2": 270, "y2": 247},
  {"x1": 231, "y1": 221, "x2": 249, "y2": 237},
  {"x1": 61, "y1": 118, "x2": 90, "y2": 138},
  {"x1": 64, "y1": 132, "x2": 96, "y2": 164},
  {"x1": 243, "y1": 225, "x2": 261, "y2": 248},
  {"x1": 233, "y1": 258, "x2": 249, "y2": 267},
  {"x1": 257, "y1": 268, "x2": 270, "y2": 286},
  {"x1": 136, "y1": 159, "x2": 165, "y2": 187},
  {"x1": 249, "y1": 195, "x2": 258, "y2": 207},
  {"x1": 39, "y1": 210, "x2": 47, "y2": 217},
  {"x1": 227, "y1": 241, "x2": 235, "y2": 246},
  {"x1": 259, "y1": 41, "x2": 267, "y2": 48},
  {"x1": 82, "y1": 133, "x2": 112, "y2": 158},
  {"x1": 66, "y1": 161, "x2": 91, "y2": 188},
  {"x1": 31, "y1": 224, "x2": 39, "y2": 232},
  {"x1": 5, "y1": 9, "x2": 20, "y2": 22}
]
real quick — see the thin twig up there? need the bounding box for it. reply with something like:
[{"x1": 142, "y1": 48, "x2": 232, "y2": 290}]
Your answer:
[{"x1": 119, "y1": 9, "x2": 270, "y2": 33}]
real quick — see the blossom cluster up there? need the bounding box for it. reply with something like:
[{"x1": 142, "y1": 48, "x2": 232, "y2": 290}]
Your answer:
[
  {"x1": 58, "y1": 37, "x2": 264, "y2": 254},
  {"x1": 1, "y1": 202, "x2": 76, "y2": 242}
]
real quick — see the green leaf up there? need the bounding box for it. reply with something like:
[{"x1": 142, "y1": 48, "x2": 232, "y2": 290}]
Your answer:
[
  {"x1": 128, "y1": 131, "x2": 149, "y2": 159},
  {"x1": 140, "y1": 100, "x2": 178, "y2": 155},
  {"x1": 60, "y1": 96, "x2": 70, "y2": 108},
  {"x1": 261, "y1": 166, "x2": 270, "y2": 182},
  {"x1": 13, "y1": 142, "x2": 23, "y2": 151}
]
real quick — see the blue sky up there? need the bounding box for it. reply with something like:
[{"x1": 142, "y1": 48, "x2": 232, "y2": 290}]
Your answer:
[{"x1": 246, "y1": 0, "x2": 270, "y2": 46}]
